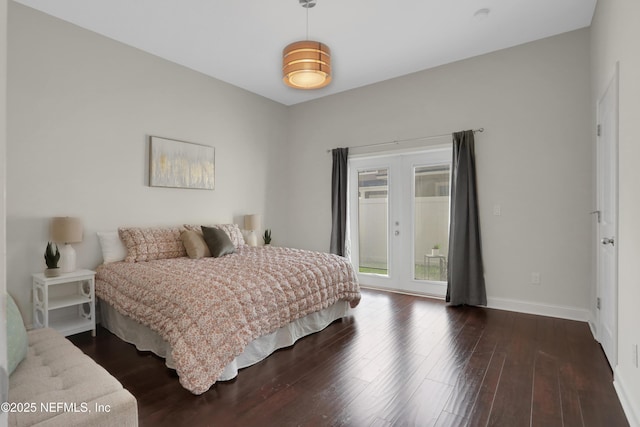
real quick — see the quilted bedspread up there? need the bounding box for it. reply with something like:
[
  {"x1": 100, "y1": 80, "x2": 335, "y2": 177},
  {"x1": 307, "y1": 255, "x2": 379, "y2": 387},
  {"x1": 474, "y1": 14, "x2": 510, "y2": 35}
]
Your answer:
[{"x1": 95, "y1": 245, "x2": 361, "y2": 394}]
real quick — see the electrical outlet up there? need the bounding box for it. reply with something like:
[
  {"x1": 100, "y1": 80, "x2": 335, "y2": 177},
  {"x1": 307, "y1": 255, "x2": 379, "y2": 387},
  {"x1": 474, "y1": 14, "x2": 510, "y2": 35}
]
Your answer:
[
  {"x1": 633, "y1": 344, "x2": 639, "y2": 368},
  {"x1": 493, "y1": 205, "x2": 501, "y2": 216},
  {"x1": 530, "y1": 272, "x2": 541, "y2": 285}
]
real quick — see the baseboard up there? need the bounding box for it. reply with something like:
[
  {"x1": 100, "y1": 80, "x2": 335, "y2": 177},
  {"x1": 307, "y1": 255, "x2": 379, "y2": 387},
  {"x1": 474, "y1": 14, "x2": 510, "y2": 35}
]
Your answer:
[
  {"x1": 614, "y1": 366, "x2": 640, "y2": 427},
  {"x1": 360, "y1": 288, "x2": 590, "y2": 322},
  {"x1": 588, "y1": 315, "x2": 599, "y2": 342},
  {"x1": 359, "y1": 284, "x2": 445, "y2": 300},
  {"x1": 486, "y1": 297, "x2": 590, "y2": 322}
]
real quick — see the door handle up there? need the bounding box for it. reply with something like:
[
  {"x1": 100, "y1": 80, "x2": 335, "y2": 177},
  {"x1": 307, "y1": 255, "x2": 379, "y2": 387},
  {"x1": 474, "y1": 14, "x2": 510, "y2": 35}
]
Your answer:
[{"x1": 601, "y1": 237, "x2": 615, "y2": 246}]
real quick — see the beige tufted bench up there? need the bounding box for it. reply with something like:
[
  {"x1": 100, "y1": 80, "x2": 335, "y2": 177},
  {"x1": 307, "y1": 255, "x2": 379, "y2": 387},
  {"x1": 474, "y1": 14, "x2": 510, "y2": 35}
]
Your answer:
[{"x1": 8, "y1": 328, "x2": 138, "y2": 427}]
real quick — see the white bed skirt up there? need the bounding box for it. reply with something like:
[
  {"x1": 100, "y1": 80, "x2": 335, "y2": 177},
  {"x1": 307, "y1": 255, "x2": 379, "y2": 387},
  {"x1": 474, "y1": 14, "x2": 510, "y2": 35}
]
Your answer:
[{"x1": 99, "y1": 299, "x2": 350, "y2": 381}]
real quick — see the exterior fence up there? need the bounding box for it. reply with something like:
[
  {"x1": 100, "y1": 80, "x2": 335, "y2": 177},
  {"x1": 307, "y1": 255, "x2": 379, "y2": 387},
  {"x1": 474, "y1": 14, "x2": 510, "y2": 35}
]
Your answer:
[{"x1": 358, "y1": 196, "x2": 449, "y2": 267}]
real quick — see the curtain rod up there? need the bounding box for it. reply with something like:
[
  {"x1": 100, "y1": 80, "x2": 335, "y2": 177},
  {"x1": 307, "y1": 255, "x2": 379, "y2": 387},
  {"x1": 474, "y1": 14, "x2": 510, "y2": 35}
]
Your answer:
[{"x1": 326, "y1": 128, "x2": 484, "y2": 153}]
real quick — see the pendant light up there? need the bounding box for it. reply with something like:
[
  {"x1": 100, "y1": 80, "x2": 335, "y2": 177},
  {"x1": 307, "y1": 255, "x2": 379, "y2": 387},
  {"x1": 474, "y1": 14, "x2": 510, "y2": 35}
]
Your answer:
[{"x1": 282, "y1": 0, "x2": 332, "y2": 90}]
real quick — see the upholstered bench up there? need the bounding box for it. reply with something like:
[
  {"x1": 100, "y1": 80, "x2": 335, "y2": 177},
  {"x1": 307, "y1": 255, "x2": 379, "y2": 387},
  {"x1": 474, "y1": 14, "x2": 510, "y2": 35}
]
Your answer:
[{"x1": 7, "y1": 294, "x2": 138, "y2": 427}]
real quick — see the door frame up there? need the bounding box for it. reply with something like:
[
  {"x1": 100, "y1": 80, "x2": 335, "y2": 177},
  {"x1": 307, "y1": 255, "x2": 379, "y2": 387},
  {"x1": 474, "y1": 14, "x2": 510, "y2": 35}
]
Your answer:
[{"x1": 349, "y1": 147, "x2": 452, "y2": 297}]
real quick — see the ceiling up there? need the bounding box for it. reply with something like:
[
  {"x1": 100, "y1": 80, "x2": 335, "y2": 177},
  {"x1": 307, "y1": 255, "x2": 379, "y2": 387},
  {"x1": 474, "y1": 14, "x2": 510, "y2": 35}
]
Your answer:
[{"x1": 13, "y1": 0, "x2": 597, "y2": 106}]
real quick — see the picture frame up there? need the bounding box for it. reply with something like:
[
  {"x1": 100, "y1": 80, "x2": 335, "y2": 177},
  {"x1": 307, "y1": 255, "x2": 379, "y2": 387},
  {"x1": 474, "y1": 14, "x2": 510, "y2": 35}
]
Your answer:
[{"x1": 149, "y1": 136, "x2": 215, "y2": 190}]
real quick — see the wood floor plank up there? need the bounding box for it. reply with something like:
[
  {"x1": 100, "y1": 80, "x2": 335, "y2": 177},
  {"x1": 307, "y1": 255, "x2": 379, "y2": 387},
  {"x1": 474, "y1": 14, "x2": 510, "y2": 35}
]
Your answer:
[
  {"x1": 531, "y1": 350, "x2": 563, "y2": 427},
  {"x1": 67, "y1": 289, "x2": 628, "y2": 427},
  {"x1": 426, "y1": 310, "x2": 486, "y2": 386},
  {"x1": 394, "y1": 378, "x2": 454, "y2": 427},
  {"x1": 435, "y1": 410, "x2": 470, "y2": 427},
  {"x1": 485, "y1": 313, "x2": 538, "y2": 426},
  {"x1": 558, "y1": 362, "x2": 586, "y2": 427},
  {"x1": 563, "y1": 320, "x2": 629, "y2": 426},
  {"x1": 333, "y1": 351, "x2": 429, "y2": 426},
  {"x1": 444, "y1": 309, "x2": 513, "y2": 421},
  {"x1": 542, "y1": 319, "x2": 585, "y2": 427},
  {"x1": 443, "y1": 340, "x2": 495, "y2": 419},
  {"x1": 466, "y1": 351, "x2": 507, "y2": 427}
]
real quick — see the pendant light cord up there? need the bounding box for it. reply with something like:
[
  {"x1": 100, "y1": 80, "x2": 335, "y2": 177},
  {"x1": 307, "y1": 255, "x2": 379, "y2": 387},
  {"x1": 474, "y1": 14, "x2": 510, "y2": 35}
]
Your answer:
[{"x1": 306, "y1": 2, "x2": 309, "y2": 40}]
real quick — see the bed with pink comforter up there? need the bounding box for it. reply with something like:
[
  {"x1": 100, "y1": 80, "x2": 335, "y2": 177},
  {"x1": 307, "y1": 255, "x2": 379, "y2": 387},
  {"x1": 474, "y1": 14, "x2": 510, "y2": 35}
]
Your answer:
[{"x1": 96, "y1": 245, "x2": 360, "y2": 394}]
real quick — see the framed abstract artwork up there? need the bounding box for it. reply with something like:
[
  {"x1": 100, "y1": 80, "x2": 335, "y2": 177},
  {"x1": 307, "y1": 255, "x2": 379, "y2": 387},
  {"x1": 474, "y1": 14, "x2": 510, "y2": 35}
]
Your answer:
[{"x1": 149, "y1": 136, "x2": 215, "y2": 190}]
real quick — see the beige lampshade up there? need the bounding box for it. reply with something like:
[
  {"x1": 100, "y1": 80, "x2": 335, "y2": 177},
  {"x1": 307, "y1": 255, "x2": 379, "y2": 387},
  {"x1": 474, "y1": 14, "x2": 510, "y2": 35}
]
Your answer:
[
  {"x1": 244, "y1": 214, "x2": 261, "y2": 231},
  {"x1": 50, "y1": 217, "x2": 83, "y2": 243},
  {"x1": 282, "y1": 40, "x2": 332, "y2": 89}
]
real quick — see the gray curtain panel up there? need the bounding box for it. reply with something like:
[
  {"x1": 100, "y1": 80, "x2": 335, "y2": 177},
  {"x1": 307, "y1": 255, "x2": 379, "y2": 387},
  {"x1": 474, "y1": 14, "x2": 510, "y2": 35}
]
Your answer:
[
  {"x1": 446, "y1": 130, "x2": 487, "y2": 306},
  {"x1": 330, "y1": 147, "x2": 349, "y2": 256}
]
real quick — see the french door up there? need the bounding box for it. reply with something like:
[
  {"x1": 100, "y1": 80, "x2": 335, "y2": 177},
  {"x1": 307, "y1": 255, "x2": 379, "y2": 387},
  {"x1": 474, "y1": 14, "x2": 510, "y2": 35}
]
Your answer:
[{"x1": 349, "y1": 148, "x2": 452, "y2": 296}]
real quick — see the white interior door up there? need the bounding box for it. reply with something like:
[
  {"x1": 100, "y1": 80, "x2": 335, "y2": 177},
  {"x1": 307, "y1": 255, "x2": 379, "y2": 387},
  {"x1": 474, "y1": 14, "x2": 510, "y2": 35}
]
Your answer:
[
  {"x1": 596, "y1": 64, "x2": 619, "y2": 368},
  {"x1": 349, "y1": 148, "x2": 452, "y2": 296}
]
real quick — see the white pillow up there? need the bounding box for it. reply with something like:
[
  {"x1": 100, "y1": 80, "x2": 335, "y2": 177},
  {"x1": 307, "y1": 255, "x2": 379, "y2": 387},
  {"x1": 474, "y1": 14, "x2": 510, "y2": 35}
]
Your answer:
[{"x1": 97, "y1": 231, "x2": 127, "y2": 263}]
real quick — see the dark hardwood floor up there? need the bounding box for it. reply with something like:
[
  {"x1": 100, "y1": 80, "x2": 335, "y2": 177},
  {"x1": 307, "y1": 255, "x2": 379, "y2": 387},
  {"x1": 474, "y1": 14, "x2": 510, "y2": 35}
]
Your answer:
[{"x1": 69, "y1": 289, "x2": 629, "y2": 427}]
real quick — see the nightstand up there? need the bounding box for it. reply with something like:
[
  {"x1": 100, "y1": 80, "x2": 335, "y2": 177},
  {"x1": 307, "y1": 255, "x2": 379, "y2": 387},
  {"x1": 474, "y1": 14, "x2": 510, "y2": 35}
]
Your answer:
[{"x1": 32, "y1": 269, "x2": 96, "y2": 337}]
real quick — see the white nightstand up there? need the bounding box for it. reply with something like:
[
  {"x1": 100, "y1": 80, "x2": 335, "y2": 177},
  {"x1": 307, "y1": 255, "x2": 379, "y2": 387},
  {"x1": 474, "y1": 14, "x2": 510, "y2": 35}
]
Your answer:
[{"x1": 32, "y1": 269, "x2": 96, "y2": 337}]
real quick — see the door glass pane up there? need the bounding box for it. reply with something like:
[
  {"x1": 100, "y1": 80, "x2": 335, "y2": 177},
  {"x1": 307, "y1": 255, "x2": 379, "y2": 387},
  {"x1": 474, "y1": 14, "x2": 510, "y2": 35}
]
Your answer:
[
  {"x1": 358, "y1": 168, "x2": 388, "y2": 275},
  {"x1": 414, "y1": 165, "x2": 450, "y2": 281}
]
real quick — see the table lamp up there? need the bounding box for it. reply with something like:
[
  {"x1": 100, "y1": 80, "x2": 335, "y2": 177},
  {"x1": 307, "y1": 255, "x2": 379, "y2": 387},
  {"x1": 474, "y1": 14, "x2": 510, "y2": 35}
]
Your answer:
[
  {"x1": 244, "y1": 214, "x2": 261, "y2": 247},
  {"x1": 50, "y1": 217, "x2": 83, "y2": 273}
]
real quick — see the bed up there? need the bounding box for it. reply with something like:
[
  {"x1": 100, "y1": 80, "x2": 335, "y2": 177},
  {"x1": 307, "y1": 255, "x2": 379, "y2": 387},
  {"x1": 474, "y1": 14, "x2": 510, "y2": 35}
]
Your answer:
[{"x1": 95, "y1": 225, "x2": 360, "y2": 395}]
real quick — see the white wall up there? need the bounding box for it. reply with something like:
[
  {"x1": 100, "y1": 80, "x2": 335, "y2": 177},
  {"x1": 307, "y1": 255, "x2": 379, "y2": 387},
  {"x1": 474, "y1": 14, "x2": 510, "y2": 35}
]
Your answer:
[
  {"x1": 285, "y1": 29, "x2": 592, "y2": 317},
  {"x1": 6, "y1": 3, "x2": 289, "y2": 325},
  {"x1": 591, "y1": 1, "x2": 640, "y2": 424},
  {"x1": 1, "y1": 0, "x2": 8, "y2": 424}
]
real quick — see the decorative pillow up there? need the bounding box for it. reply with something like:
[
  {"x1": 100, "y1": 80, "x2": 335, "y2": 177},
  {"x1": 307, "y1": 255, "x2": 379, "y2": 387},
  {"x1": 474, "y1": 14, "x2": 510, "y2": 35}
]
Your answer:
[
  {"x1": 201, "y1": 226, "x2": 236, "y2": 258},
  {"x1": 7, "y1": 293, "x2": 27, "y2": 375},
  {"x1": 181, "y1": 230, "x2": 211, "y2": 259},
  {"x1": 184, "y1": 223, "x2": 245, "y2": 247},
  {"x1": 97, "y1": 231, "x2": 127, "y2": 263},
  {"x1": 119, "y1": 227, "x2": 187, "y2": 263}
]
